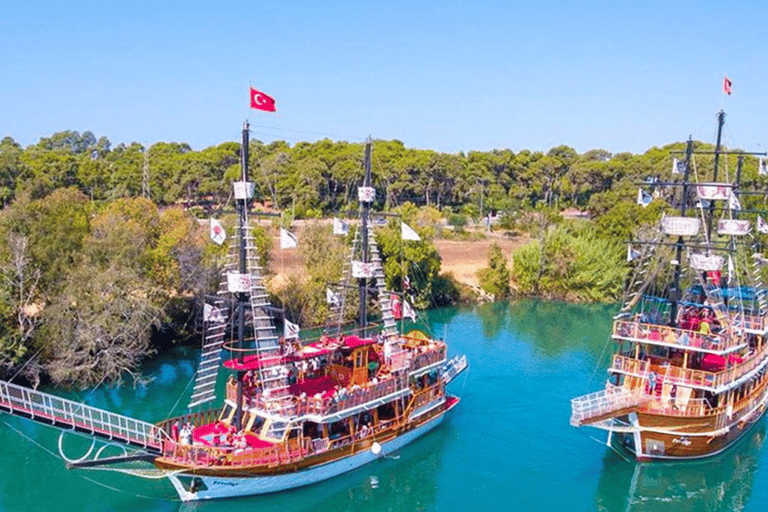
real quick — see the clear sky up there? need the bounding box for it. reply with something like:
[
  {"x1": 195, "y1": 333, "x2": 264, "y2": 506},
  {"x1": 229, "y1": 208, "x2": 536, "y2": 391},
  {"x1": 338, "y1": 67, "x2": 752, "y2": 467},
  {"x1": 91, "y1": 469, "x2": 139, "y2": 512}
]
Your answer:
[{"x1": 2, "y1": 0, "x2": 767, "y2": 156}]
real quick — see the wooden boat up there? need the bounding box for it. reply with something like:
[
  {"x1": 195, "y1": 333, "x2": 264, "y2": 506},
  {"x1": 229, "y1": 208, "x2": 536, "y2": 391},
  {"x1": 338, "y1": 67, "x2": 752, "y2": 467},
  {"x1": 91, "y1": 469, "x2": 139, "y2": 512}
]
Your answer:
[
  {"x1": 570, "y1": 111, "x2": 768, "y2": 460},
  {"x1": 0, "y1": 124, "x2": 467, "y2": 501}
]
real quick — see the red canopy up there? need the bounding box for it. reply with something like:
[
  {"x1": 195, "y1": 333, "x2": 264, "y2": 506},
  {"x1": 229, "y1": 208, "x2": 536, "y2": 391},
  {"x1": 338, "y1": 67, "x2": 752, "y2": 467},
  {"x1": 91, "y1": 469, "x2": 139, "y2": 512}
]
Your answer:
[
  {"x1": 223, "y1": 354, "x2": 283, "y2": 371},
  {"x1": 344, "y1": 335, "x2": 377, "y2": 349}
]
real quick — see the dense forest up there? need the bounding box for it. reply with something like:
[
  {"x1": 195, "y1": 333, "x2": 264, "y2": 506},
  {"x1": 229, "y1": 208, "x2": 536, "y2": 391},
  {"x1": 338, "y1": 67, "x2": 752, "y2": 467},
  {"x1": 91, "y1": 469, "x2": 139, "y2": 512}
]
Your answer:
[{"x1": 1, "y1": 130, "x2": 766, "y2": 388}]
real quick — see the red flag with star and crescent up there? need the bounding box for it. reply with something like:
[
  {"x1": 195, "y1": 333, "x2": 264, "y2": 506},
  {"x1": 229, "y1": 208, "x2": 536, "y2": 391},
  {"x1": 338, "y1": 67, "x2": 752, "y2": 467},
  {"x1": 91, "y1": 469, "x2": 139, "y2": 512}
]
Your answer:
[
  {"x1": 723, "y1": 76, "x2": 732, "y2": 96},
  {"x1": 250, "y1": 87, "x2": 276, "y2": 112}
]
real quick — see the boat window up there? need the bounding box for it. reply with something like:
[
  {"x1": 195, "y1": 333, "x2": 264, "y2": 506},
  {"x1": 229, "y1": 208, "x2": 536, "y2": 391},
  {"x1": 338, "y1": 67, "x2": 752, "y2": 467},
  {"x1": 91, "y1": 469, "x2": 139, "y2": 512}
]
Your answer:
[{"x1": 263, "y1": 419, "x2": 289, "y2": 441}]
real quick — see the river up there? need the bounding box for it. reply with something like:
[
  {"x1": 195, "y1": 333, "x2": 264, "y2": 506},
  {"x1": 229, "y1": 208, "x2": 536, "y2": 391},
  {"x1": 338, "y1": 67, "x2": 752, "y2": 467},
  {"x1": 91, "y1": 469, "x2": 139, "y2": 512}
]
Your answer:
[{"x1": 1, "y1": 299, "x2": 768, "y2": 511}]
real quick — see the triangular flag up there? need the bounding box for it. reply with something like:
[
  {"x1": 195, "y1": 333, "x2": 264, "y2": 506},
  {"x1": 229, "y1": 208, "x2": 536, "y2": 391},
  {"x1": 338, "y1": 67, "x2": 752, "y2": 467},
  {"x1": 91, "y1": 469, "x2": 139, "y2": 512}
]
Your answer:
[
  {"x1": 333, "y1": 218, "x2": 349, "y2": 235},
  {"x1": 723, "y1": 76, "x2": 732, "y2": 96},
  {"x1": 402, "y1": 300, "x2": 416, "y2": 321},
  {"x1": 758, "y1": 215, "x2": 768, "y2": 234},
  {"x1": 728, "y1": 190, "x2": 741, "y2": 211},
  {"x1": 672, "y1": 158, "x2": 680, "y2": 174},
  {"x1": 401, "y1": 222, "x2": 421, "y2": 241},
  {"x1": 627, "y1": 245, "x2": 641, "y2": 262},
  {"x1": 760, "y1": 157, "x2": 768, "y2": 176},
  {"x1": 728, "y1": 255, "x2": 735, "y2": 283},
  {"x1": 210, "y1": 218, "x2": 226, "y2": 245},
  {"x1": 284, "y1": 318, "x2": 300, "y2": 339},
  {"x1": 326, "y1": 288, "x2": 340, "y2": 306},
  {"x1": 280, "y1": 228, "x2": 298, "y2": 249},
  {"x1": 403, "y1": 275, "x2": 410, "y2": 290},
  {"x1": 637, "y1": 188, "x2": 652, "y2": 207}
]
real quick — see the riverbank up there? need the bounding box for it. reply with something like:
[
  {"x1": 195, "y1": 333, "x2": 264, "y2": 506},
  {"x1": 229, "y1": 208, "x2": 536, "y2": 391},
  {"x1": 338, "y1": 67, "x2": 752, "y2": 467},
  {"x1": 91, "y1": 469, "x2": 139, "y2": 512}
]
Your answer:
[{"x1": 268, "y1": 223, "x2": 528, "y2": 289}]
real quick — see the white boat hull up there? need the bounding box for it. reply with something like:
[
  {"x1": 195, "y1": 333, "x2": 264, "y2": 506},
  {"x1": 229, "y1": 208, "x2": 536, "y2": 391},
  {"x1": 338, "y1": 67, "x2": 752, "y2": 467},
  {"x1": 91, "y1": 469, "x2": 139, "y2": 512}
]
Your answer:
[{"x1": 167, "y1": 410, "x2": 447, "y2": 501}]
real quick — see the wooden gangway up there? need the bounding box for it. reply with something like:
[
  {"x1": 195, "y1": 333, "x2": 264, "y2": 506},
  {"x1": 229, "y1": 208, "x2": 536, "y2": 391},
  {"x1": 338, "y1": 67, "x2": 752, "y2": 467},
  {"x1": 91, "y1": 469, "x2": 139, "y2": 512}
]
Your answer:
[{"x1": 0, "y1": 379, "x2": 168, "y2": 452}]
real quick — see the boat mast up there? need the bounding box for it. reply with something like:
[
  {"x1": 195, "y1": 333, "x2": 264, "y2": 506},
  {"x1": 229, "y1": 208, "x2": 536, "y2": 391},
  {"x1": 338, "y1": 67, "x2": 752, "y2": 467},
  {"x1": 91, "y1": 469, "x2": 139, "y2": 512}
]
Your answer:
[
  {"x1": 669, "y1": 137, "x2": 695, "y2": 326},
  {"x1": 234, "y1": 121, "x2": 250, "y2": 431},
  {"x1": 706, "y1": 111, "x2": 727, "y2": 237},
  {"x1": 359, "y1": 137, "x2": 372, "y2": 334}
]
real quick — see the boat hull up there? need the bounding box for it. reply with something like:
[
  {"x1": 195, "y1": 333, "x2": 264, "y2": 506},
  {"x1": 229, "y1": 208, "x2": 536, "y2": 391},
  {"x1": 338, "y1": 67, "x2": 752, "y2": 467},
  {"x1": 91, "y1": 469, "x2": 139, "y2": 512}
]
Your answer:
[
  {"x1": 166, "y1": 399, "x2": 455, "y2": 501},
  {"x1": 608, "y1": 393, "x2": 768, "y2": 460}
]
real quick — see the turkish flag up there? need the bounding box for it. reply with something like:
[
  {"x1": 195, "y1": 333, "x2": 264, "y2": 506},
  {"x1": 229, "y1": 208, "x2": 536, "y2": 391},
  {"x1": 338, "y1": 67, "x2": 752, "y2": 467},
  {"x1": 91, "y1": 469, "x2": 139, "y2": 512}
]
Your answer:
[
  {"x1": 250, "y1": 87, "x2": 276, "y2": 111},
  {"x1": 723, "y1": 76, "x2": 732, "y2": 96}
]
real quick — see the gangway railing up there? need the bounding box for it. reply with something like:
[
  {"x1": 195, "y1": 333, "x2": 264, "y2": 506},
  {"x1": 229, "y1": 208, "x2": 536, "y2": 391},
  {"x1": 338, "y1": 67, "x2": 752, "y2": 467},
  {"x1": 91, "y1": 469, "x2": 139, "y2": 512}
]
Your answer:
[
  {"x1": 442, "y1": 355, "x2": 468, "y2": 384},
  {"x1": 570, "y1": 384, "x2": 647, "y2": 427},
  {"x1": 0, "y1": 379, "x2": 168, "y2": 451}
]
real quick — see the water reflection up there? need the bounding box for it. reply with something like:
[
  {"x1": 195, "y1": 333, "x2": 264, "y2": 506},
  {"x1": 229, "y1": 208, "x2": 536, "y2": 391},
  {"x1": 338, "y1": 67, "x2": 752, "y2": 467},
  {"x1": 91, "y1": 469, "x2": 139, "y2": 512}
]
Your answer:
[{"x1": 595, "y1": 421, "x2": 765, "y2": 511}]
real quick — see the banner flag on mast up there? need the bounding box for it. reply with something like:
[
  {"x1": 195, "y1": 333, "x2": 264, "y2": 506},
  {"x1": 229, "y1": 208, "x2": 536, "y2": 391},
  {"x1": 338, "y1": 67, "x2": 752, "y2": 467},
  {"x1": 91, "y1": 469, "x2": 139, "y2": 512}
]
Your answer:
[
  {"x1": 284, "y1": 319, "x2": 300, "y2": 339},
  {"x1": 403, "y1": 300, "x2": 417, "y2": 321},
  {"x1": 723, "y1": 76, "x2": 733, "y2": 96},
  {"x1": 280, "y1": 228, "x2": 298, "y2": 249},
  {"x1": 758, "y1": 215, "x2": 768, "y2": 234},
  {"x1": 728, "y1": 190, "x2": 741, "y2": 211},
  {"x1": 250, "y1": 87, "x2": 276, "y2": 112},
  {"x1": 326, "y1": 288, "x2": 340, "y2": 306},
  {"x1": 728, "y1": 255, "x2": 735, "y2": 283},
  {"x1": 333, "y1": 218, "x2": 349, "y2": 235},
  {"x1": 210, "y1": 218, "x2": 226, "y2": 245},
  {"x1": 204, "y1": 303, "x2": 226, "y2": 323},
  {"x1": 401, "y1": 222, "x2": 421, "y2": 241},
  {"x1": 637, "y1": 188, "x2": 652, "y2": 207},
  {"x1": 760, "y1": 157, "x2": 768, "y2": 176}
]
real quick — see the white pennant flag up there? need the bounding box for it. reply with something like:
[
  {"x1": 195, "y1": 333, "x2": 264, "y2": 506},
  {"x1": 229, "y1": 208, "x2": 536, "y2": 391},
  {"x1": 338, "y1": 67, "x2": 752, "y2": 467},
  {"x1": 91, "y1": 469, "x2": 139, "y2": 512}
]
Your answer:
[
  {"x1": 403, "y1": 300, "x2": 416, "y2": 321},
  {"x1": 401, "y1": 222, "x2": 421, "y2": 241},
  {"x1": 637, "y1": 188, "x2": 652, "y2": 207},
  {"x1": 672, "y1": 158, "x2": 680, "y2": 174},
  {"x1": 728, "y1": 190, "x2": 741, "y2": 211},
  {"x1": 210, "y1": 218, "x2": 226, "y2": 245},
  {"x1": 627, "y1": 245, "x2": 641, "y2": 262},
  {"x1": 760, "y1": 157, "x2": 768, "y2": 176},
  {"x1": 728, "y1": 255, "x2": 735, "y2": 283},
  {"x1": 758, "y1": 215, "x2": 768, "y2": 234},
  {"x1": 280, "y1": 228, "x2": 298, "y2": 249},
  {"x1": 284, "y1": 319, "x2": 300, "y2": 339},
  {"x1": 326, "y1": 288, "x2": 340, "y2": 306},
  {"x1": 333, "y1": 218, "x2": 349, "y2": 235}
]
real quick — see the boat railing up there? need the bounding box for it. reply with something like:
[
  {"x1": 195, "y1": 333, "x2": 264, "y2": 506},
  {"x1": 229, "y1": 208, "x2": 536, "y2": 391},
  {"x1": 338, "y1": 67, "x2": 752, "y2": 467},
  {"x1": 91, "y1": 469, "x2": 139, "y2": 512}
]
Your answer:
[
  {"x1": 611, "y1": 343, "x2": 768, "y2": 392},
  {"x1": 161, "y1": 415, "x2": 401, "y2": 468},
  {"x1": 409, "y1": 382, "x2": 445, "y2": 412},
  {"x1": 732, "y1": 312, "x2": 767, "y2": 333},
  {"x1": 610, "y1": 355, "x2": 650, "y2": 377},
  {"x1": 292, "y1": 371, "x2": 409, "y2": 417},
  {"x1": 640, "y1": 377, "x2": 768, "y2": 427},
  {"x1": 0, "y1": 379, "x2": 168, "y2": 450},
  {"x1": 613, "y1": 320, "x2": 740, "y2": 354},
  {"x1": 570, "y1": 383, "x2": 647, "y2": 426},
  {"x1": 409, "y1": 344, "x2": 447, "y2": 373}
]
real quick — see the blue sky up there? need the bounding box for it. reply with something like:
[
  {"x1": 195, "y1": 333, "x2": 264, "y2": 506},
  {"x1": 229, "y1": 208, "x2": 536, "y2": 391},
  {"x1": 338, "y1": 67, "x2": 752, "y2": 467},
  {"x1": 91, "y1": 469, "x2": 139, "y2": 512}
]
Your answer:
[{"x1": 2, "y1": 0, "x2": 767, "y2": 155}]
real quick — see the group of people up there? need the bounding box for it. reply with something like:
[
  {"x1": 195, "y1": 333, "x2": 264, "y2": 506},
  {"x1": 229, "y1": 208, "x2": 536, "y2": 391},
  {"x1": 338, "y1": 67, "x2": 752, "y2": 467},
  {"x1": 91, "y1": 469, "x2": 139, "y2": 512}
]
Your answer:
[{"x1": 679, "y1": 306, "x2": 721, "y2": 334}]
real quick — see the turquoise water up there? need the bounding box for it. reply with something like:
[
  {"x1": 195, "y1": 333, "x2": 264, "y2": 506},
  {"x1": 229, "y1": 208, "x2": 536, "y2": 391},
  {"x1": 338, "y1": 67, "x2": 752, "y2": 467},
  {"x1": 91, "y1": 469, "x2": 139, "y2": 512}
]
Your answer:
[{"x1": 1, "y1": 299, "x2": 768, "y2": 511}]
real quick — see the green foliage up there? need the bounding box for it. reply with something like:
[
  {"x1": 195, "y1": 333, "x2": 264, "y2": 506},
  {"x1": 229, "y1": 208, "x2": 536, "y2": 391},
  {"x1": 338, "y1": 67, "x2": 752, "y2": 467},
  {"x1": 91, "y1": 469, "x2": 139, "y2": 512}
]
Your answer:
[
  {"x1": 376, "y1": 221, "x2": 441, "y2": 309},
  {"x1": 511, "y1": 223, "x2": 625, "y2": 302},
  {"x1": 477, "y1": 243, "x2": 511, "y2": 300}
]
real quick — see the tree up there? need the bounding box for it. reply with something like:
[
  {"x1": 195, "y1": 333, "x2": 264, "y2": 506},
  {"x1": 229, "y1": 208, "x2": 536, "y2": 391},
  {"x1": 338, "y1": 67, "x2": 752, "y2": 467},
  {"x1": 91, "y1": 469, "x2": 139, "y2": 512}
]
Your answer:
[{"x1": 477, "y1": 243, "x2": 511, "y2": 299}]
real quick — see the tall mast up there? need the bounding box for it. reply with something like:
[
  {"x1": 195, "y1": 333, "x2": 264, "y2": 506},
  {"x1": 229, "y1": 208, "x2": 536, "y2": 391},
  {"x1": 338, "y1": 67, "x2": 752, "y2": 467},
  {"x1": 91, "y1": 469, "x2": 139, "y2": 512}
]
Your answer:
[
  {"x1": 669, "y1": 137, "x2": 695, "y2": 325},
  {"x1": 234, "y1": 121, "x2": 249, "y2": 430},
  {"x1": 706, "y1": 111, "x2": 727, "y2": 237},
  {"x1": 358, "y1": 137, "x2": 372, "y2": 333}
]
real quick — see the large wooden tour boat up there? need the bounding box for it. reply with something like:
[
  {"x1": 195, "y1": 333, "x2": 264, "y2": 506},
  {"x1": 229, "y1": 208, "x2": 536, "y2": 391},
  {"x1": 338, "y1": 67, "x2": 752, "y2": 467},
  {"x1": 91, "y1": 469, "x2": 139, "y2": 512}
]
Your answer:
[{"x1": 571, "y1": 111, "x2": 768, "y2": 460}]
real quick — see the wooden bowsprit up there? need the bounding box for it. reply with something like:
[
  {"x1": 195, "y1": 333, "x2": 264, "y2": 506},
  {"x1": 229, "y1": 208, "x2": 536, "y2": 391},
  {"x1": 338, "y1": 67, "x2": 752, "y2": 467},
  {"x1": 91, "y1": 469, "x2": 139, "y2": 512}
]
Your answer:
[{"x1": 0, "y1": 379, "x2": 168, "y2": 453}]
